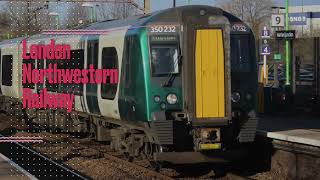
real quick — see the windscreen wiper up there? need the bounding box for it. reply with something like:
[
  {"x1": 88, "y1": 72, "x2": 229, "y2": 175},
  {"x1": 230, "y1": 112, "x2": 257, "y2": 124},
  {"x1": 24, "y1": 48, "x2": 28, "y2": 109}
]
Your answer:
[{"x1": 162, "y1": 55, "x2": 183, "y2": 87}]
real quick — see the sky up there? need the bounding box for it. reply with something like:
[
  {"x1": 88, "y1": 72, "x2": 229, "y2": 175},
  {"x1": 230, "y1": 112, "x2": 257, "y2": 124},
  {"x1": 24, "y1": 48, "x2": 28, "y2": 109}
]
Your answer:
[{"x1": 151, "y1": 0, "x2": 320, "y2": 12}]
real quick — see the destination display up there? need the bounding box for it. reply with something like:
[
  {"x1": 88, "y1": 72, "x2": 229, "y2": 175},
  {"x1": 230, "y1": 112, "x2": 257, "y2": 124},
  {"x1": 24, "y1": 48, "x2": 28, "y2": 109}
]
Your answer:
[{"x1": 150, "y1": 35, "x2": 178, "y2": 42}]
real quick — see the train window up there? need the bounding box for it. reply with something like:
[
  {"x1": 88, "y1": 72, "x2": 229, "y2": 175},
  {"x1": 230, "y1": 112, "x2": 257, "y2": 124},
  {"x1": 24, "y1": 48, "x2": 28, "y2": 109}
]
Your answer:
[
  {"x1": 37, "y1": 59, "x2": 44, "y2": 90},
  {"x1": 230, "y1": 35, "x2": 251, "y2": 72},
  {"x1": 124, "y1": 37, "x2": 132, "y2": 88},
  {"x1": 58, "y1": 50, "x2": 84, "y2": 95},
  {"x1": 71, "y1": 50, "x2": 84, "y2": 95},
  {"x1": 23, "y1": 53, "x2": 35, "y2": 89},
  {"x1": 46, "y1": 59, "x2": 59, "y2": 92},
  {"x1": 2, "y1": 55, "x2": 13, "y2": 86},
  {"x1": 46, "y1": 50, "x2": 84, "y2": 95},
  {"x1": 101, "y1": 47, "x2": 118, "y2": 100},
  {"x1": 151, "y1": 44, "x2": 179, "y2": 76}
]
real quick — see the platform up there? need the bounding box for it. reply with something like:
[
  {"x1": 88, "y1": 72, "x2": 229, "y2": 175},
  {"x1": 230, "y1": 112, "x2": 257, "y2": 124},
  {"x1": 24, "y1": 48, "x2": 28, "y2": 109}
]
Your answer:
[
  {"x1": 257, "y1": 115, "x2": 320, "y2": 147},
  {"x1": 0, "y1": 153, "x2": 37, "y2": 180}
]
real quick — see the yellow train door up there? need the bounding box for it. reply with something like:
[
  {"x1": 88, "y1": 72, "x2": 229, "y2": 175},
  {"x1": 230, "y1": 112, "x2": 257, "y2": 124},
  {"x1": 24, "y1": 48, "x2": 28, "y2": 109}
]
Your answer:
[{"x1": 195, "y1": 29, "x2": 225, "y2": 118}]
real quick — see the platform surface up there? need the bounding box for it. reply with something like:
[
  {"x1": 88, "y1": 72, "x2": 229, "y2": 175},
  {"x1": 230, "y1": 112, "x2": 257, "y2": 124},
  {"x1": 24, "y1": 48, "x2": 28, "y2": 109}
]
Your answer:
[
  {"x1": 257, "y1": 115, "x2": 320, "y2": 147},
  {"x1": 0, "y1": 153, "x2": 37, "y2": 180}
]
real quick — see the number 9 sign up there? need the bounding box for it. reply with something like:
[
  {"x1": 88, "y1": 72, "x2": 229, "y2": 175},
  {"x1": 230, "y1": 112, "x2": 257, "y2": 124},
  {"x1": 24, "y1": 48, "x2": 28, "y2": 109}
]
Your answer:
[{"x1": 272, "y1": 14, "x2": 285, "y2": 27}]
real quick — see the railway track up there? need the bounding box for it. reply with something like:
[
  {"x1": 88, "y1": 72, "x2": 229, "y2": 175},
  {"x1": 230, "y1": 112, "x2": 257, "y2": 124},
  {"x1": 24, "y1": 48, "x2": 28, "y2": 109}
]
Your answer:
[
  {"x1": 0, "y1": 132, "x2": 249, "y2": 180},
  {"x1": 0, "y1": 133, "x2": 174, "y2": 180},
  {"x1": 0, "y1": 113, "x2": 250, "y2": 180},
  {"x1": 226, "y1": 173, "x2": 253, "y2": 180},
  {"x1": 0, "y1": 134, "x2": 91, "y2": 180},
  {"x1": 103, "y1": 153, "x2": 174, "y2": 180}
]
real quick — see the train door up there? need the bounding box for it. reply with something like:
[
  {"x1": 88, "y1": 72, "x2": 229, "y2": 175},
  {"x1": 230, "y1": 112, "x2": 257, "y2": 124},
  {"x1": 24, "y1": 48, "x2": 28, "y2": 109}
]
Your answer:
[
  {"x1": 195, "y1": 29, "x2": 225, "y2": 118},
  {"x1": 85, "y1": 36, "x2": 101, "y2": 115},
  {"x1": 97, "y1": 34, "x2": 122, "y2": 120}
]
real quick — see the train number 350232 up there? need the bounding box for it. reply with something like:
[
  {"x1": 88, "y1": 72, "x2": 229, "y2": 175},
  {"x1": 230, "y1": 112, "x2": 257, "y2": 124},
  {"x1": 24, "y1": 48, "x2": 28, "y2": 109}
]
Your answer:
[{"x1": 150, "y1": 25, "x2": 176, "y2": 33}]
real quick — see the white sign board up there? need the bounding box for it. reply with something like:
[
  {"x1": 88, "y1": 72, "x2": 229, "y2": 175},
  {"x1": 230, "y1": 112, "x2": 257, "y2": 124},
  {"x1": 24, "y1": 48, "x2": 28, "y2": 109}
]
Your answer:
[{"x1": 272, "y1": 14, "x2": 285, "y2": 27}]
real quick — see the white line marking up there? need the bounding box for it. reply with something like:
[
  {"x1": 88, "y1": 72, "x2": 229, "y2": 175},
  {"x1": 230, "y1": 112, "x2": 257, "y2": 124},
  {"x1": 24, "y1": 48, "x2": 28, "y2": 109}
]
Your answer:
[{"x1": 0, "y1": 153, "x2": 38, "y2": 180}]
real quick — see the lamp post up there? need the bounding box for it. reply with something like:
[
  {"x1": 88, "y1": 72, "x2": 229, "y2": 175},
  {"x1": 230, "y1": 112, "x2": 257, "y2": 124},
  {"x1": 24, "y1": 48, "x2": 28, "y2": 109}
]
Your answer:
[
  {"x1": 48, "y1": 12, "x2": 60, "y2": 30},
  {"x1": 285, "y1": 0, "x2": 290, "y2": 86},
  {"x1": 82, "y1": 2, "x2": 96, "y2": 24}
]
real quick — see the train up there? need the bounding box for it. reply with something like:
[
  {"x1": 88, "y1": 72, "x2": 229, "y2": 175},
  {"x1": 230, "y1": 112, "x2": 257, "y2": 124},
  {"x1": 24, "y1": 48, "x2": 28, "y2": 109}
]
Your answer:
[{"x1": 0, "y1": 5, "x2": 258, "y2": 164}]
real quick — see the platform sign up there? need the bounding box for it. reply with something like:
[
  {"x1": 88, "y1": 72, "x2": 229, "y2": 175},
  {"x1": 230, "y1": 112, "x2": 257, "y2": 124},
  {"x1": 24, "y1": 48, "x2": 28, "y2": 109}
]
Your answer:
[
  {"x1": 261, "y1": 45, "x2": 271, "y2": 55},
  {"x1": 272, "y1": 14, "x2": 285, "y2": 27},
  {"x1": 276, "y1": 30, "x2": 296, "y2": 40},
  {"x1": 261, "y1": 29, "x2": 271, "y2": 39},
  {"x1": 261, "y1": 26, "x2": 270, "y2": 85},
  {"x1": 289, "y1": 12, "x2": 310, "y2": 25},
  {"x1": 274, "y1": 54, "x2": 282, "y2": 61}
]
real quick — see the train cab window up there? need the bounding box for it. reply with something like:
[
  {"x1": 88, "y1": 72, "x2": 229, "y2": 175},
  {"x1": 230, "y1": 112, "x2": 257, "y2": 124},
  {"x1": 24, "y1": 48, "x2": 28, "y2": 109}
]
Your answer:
[
  {"x1": 231, "y1": 35, "x2": 251, "y2": 72},
  {"x1": 23, "y1": 53, "x2": 35, "y2": 89},
  {"x1": 151, "y1": 44, "x2": 179, "y2": 76},
  {"x1": 2, "y1": 55, "x2": 13, "y2": 86},
  {"x1": 101, "y1": 47, "x2": 118, "y2": 100}
]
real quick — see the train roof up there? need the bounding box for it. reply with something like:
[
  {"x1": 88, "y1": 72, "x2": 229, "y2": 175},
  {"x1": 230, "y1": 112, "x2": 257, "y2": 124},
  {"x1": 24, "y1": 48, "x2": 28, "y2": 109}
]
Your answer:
[{"x1": 0, "y1": 5, "x2": 241, "y2": 46}]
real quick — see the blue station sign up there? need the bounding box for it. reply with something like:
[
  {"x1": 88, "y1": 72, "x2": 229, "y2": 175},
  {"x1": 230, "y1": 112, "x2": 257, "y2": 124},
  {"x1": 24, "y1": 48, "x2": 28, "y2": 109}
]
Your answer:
[{"x1": 289, "y1": 12, "x2": 311, "y2": 25}]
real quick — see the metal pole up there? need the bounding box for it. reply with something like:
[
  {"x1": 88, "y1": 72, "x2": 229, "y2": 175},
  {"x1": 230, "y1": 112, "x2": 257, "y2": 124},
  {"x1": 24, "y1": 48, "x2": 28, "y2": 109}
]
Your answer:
[
  {"x1": 173, "y1": 0, "x2": 176, "y2": 7},
  {"x1": 90, "y1": 7, "x2": 93, "y2": 23},
  {"x1": 264, "y1": 54, "x2": 267, "y2": 84},
  {"x1": 93, "y1": 6, "x2": 97, "y2": 22},
  {"x1": 144, "y1": 0, "x2": 150, "y2": 14},
  {"x1": 302, "y1": 0, "x2": 304, "y2": 34},
  {"x1": 56, "y1": 16, "x2": 60, "y2": 30},
  {"x1": 285, "y1": 0, "x2": 290, "y2": 85}
]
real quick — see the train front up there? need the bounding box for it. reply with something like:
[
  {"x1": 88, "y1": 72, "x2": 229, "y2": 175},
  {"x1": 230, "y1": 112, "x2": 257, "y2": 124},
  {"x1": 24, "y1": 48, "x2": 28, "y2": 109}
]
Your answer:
[{"x1": 144, "y1": 6, "x2": 257, "y2": 163}]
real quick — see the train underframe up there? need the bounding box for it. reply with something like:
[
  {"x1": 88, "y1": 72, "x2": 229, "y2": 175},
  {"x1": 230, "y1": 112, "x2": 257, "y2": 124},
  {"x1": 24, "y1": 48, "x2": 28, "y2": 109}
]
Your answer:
[{"x1": 0, "y1": 95, "x2": 257, "y2": 164}]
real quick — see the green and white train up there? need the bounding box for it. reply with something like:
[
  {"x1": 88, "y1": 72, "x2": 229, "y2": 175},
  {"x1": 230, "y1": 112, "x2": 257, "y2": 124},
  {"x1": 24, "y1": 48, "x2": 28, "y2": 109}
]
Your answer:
[{"x1": 0, "y1": 5, "x2": 258, "y2": 163}]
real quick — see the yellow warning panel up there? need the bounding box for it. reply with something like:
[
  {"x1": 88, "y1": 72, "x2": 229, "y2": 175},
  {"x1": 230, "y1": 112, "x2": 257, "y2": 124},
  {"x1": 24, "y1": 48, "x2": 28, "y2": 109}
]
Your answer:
[
  {"x1": 195, "y1": 29, "x2": 225, "y2": 118},
  {"x1": 200, "y1": 143, "x2": 222, "y2": 150}
]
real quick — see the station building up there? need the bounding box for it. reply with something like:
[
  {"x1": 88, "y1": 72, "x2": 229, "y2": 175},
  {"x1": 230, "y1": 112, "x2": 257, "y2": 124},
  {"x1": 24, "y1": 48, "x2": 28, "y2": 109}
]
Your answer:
[{"x1": 288, "y1": 5, "x2": 320, "y2": 36}]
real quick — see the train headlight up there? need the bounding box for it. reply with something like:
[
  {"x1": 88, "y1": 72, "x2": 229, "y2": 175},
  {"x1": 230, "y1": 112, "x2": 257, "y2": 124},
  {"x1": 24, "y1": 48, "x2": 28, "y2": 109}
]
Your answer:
[
  {"x1": 154, "y1": 96, "x2": 161, "y2": 103},
  {"x1": 160, "y1": 103, "x2": 166, "y2": 110},
  {"x1": 166, "y1": 93, "x2": 177, "y2": 105},
  {"x1": 231, "y1": 92, "x2": 241, "y2": 103}
]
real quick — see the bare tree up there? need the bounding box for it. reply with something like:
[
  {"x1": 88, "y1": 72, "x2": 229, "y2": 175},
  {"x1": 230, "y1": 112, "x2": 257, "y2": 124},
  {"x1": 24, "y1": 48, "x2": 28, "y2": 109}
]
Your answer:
[
  {"x1": 65, "y1": 2, "x2": 139, "y2": 28},
  {"x1": 0, "y1": 10, "x2": 10, "y2": 40},
  {"x1": 4, "y1": 0, "x2": 50, "y2": 38},
  {"x1": 65, "y1": 3, "x2": 90, "y2": 28},
  {"x1": 218, "y1": 0, "x2": 274, "y2": 38},
  {"x1": 97, "y1": 2, "x2": 138, "y2": 20}
]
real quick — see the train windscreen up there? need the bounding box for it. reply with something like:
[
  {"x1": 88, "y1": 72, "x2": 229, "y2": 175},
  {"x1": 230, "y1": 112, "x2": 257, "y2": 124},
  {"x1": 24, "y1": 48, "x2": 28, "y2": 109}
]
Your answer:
[
  {"x1": 151, "y1": 44, "x2": 179, "y2": 76},
  {"x1": 230, "y1": 35, "x2": 251, "y2": 72}
]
